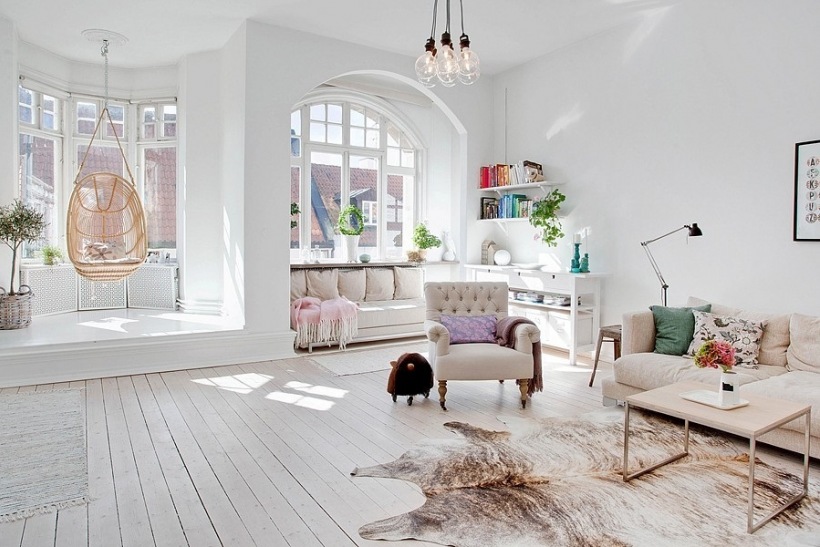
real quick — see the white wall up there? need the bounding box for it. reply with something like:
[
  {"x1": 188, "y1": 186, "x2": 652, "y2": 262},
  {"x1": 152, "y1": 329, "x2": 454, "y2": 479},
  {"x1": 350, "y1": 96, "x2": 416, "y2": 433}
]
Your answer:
[
  {"x1": 492, "y1": 0, "x2": 820, "y2": 323},
  {"x1": 0, "y1": 18, "x2": 17, "y2": 286}
]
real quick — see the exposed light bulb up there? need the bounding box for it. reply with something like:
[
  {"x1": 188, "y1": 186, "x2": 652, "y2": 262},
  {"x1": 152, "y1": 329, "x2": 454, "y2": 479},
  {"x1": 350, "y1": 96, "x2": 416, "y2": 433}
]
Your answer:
[
  {"x1": 436, "y1": 32, "x2": 458, "y2": 87},
  {"x1": 415, "y1": 38, "x2": 438, "y2": 88},
  {"x1": 457, "y1": 33, "x2": 480, "y2": 85}
]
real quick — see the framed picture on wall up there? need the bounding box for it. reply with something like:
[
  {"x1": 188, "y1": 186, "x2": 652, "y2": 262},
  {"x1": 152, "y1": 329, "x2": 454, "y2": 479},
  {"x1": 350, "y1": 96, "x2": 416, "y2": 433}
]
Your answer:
[{"x1": 794, "y1": 139, "x2": 820, "y2": 241}]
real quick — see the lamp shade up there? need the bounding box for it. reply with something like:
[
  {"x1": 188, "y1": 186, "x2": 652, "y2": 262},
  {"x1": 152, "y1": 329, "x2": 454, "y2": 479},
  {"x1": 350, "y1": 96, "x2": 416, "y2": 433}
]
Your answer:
[{"x1": 687, "y1": 223, "x2": 702, "y2": 237}]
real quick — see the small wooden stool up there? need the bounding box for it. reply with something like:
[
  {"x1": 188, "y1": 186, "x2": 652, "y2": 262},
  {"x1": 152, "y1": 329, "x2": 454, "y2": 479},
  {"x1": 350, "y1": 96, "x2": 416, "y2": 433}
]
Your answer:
[{"x1": 589, "y1": 324, "x2": 622, "y2": 387}]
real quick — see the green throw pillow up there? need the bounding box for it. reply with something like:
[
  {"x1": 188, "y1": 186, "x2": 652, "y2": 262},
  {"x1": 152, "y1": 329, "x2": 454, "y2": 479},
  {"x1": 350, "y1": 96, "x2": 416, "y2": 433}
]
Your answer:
[{"x1": 650, "y1": 304, "x2": 712, "y2": 355}]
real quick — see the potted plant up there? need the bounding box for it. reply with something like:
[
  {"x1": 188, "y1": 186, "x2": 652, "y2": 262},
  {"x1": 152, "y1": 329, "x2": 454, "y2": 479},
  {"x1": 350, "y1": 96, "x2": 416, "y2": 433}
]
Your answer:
[
  {"x1": 408, "y1": 222, "x2": 441, "y2": 262},
  {"x1": 41, "y1": 244, "x2": 63, "y2": 266},
  {"x1": 338, "y1": 204, "x2": 364, "y2": 262},
  {"x1": 529, "y1": 189, "x2": 566, "y2": 247},
  {"x1": 290, "y1": 202, "x2": 300, "y2": 229},
  {"x1": 0, "y1": 199, "x2": 46, "y2": 329}
]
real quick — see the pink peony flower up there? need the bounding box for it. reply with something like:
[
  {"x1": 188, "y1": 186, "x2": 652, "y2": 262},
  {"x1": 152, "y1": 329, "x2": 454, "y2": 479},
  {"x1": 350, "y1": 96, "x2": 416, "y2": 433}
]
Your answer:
[{"x1": 693, "y1": 340, "x2": 736, "y2": 372}]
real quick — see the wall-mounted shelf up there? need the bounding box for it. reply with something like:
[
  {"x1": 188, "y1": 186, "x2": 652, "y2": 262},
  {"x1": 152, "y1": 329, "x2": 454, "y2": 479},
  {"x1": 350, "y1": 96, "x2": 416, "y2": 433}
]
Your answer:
[{"x1": 478, "y1": 180, "x2": 559, "y2": 194}]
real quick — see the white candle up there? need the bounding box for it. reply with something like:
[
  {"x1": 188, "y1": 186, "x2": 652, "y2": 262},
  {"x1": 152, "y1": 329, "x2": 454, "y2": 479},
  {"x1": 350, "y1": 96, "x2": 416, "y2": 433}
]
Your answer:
[{"x1": 573, "y1": 234, "x2": 581, "y2": 244}]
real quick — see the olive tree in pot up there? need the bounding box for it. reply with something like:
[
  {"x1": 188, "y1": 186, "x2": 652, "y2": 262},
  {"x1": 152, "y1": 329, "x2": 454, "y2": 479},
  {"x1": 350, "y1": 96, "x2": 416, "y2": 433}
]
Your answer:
[
  {"x1": 408, "y1": 222, "x2": 441, "y2": 262},
  {"x1": 0, "y1": 200, "x2": 46, "y2": 329},
  {"x1": 529, "y1": 189, "x2": 566, "y2": 247}
]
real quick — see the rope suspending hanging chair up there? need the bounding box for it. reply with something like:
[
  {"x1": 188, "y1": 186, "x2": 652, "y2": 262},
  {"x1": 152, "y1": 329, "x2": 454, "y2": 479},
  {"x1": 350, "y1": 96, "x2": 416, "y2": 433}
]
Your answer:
[{"x1": 67, "y1": 39, "x2": 147, "y2": 282}]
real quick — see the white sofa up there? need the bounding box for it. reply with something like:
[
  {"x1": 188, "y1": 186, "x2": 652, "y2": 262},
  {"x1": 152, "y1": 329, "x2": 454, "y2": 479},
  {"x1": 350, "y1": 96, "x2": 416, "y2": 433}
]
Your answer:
[
  {"x1": 290, "y1": 265, "x2": 426, "y2": 350},
  {"x1": 601, "y1": 297, "x2": 820, "y2": 458}
]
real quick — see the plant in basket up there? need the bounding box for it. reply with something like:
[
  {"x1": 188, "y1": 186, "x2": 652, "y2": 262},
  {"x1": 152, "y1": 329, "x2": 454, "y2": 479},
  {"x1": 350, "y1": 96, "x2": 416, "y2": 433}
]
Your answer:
[
  {"x1": 0, "y1": 200, "x2": 46, "y2": 329},
  {"x1": 693, "y1": 339, "x2": 736, "y2": 372}
]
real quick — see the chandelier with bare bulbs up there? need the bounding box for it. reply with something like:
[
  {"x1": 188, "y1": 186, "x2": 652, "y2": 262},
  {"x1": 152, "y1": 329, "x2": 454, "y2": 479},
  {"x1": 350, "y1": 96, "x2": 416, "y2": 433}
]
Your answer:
[{"x1": 415, "y1": 0, "x2": 480, "y2": 87}]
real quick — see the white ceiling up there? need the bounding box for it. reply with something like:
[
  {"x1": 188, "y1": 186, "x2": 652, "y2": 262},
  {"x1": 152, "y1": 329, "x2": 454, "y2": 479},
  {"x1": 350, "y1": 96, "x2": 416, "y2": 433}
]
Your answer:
[{"x1": 2, "y1": 0, "x2": 679, "y2": 73}]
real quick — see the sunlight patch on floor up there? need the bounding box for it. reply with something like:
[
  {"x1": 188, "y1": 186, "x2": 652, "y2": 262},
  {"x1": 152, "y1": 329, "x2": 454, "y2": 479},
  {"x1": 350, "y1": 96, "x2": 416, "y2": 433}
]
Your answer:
[
  {"x1": 192, "y1": 372, "x2": 273, "y2": 394},
  {"x1": 265, "y1": 391, "x2": 335, "y2": 411},
  {"x1": 79, "y1": 317, "x2": 139, "y2": 333}
]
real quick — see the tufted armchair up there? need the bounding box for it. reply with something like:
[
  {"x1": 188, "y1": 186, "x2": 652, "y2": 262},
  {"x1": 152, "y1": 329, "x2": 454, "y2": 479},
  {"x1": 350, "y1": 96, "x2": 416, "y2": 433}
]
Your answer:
[{"x1": 424, "y1": 281, "x2": 541, "y2": 410}]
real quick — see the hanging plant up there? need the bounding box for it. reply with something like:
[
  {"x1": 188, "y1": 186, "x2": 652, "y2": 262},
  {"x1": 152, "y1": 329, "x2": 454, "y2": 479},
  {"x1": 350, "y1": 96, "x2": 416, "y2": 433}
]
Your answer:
[
  {"x1": 0, "y1": 200, "x2": 46, "y2": 294},
  {"x1": 338, "y1": 204, "x2": 364, "y2": 236},
  {"x1": 529, "y1": 189, "x2": 566, "y2": 247}
]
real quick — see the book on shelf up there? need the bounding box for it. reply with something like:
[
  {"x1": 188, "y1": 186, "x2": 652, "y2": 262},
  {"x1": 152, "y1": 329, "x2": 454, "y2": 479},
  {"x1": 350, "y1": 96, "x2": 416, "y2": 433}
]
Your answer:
[{"x1": 479, "y1": 161, "x2": 545, "y2": 189}]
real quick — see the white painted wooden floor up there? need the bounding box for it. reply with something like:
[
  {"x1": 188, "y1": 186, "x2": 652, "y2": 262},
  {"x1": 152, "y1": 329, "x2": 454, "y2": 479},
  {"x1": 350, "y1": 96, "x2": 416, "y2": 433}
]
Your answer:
[{"x1": 0, "y1": 344, "x2": 814, "y2": 546}]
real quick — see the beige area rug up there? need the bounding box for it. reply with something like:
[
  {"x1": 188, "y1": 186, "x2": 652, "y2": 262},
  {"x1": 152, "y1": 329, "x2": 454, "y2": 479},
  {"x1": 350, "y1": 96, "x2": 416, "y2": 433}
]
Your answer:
[
  {"x1": 308, "y1": 340, "x2": 429, "y2": 376},
  {"x1": 352, "y1": 410, "x2": 820, "y2": 546},
  {"x1": 0, "y1": 390, "x2": 89, "y2": 522}
]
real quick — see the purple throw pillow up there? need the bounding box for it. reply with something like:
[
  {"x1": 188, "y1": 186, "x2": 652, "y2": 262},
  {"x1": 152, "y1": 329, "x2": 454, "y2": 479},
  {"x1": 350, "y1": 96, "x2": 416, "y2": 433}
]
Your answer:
[{"x1": 440, "y1": 315, "x2": 497, "y2": 344}]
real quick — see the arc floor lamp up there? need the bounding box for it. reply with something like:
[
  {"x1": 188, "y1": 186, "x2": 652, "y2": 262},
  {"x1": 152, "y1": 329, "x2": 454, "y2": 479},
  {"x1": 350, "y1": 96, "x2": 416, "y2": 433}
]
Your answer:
[{"x1": 640, "y1": 223, "x2": 703, "y2": 306}]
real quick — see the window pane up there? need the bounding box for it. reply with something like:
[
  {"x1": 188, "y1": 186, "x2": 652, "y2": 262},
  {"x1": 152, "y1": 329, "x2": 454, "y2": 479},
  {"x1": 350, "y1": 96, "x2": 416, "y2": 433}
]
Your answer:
[
  {"x1": 144, "y1": 107, "x2": 156, "y2": 124},
  {"x1": 291, "y1": 109, "x2": 301, "y2": 136},
  {"x1": 310, "y1": 151, "x2": 342, "y2": 256},
  {"x1": 18, "y1": 87, "x2": 33, "y2": 125},
  {"x1": 41, "y1": 95, "x2": 58, "y2": 130},
  {"x1": 310, "y1": 104, "x2": 325, "y2": 121},
  {"x1": 350, "y1": 155, "x2": 378, "y2": 256},
  {"x1": 291, "y1": 166, "x2": 300, "y2": 250},
  {"x1": 385, "y1": 174, "x2": 412, "y2": 260},
  {"x1": 366, "y1": 129, "x2": 379, "y2": 149},
  {"x1": 387, "y1": 125, "x2": 400, "y2": 147},
  {"x1": 366, "y1": 114, "x2": 379, "y2": 129},
  {"x1": 77, "y1": 102, "x2": 97, "y2": 135},
  {"x1": 387, "y1": 147, "x2": 400, "y2": 167},
  {"x1": 162, "y1": 105, "x2": 177, "y2": 138},
  {"x1": 401, "y1": 149, "x2": 415, "y2": 168},
  {"x1": 327, "y1": 104, "x2": 342, "y2": 124},
  {"x1": 143, "y1": 147, "x2": 177, "y2": 248},
  {"x1": 350, "y1": 127, "x2": 364, "y2": 148},
  {"x1": 19, "y1": 134, "x2": 57, "y2": 257},
  {"x1": 350, "y1": 106, "x2": 364, "y2": 127},
  {"x1": 77, "y1": 145, "x2": 124, "y2": 179},
  {"x1": 327, "y1": 124, "x2": 343, "y2": 145},
  {"x1": 310, "y1": 122, "x2": 326, "y2": 143},
  {"x1": 104, "y1": 105, "x2": 125, "y2": 138}
]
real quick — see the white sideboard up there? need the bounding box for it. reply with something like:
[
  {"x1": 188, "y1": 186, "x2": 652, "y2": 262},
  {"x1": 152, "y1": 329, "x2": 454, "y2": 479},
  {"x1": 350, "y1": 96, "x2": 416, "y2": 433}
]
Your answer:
[
  {"x1": 464, "y1": 264, "x2": 602, "y2": 365},
  {"x1": 21, "y1": 264, "x2": 178, "y2": 315}
]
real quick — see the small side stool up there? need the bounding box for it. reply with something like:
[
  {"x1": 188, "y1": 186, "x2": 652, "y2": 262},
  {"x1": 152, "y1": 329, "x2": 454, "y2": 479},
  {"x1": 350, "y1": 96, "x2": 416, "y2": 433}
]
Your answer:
[{"x1": 589, "y1": 324, "x2": 622, "y2": 387}]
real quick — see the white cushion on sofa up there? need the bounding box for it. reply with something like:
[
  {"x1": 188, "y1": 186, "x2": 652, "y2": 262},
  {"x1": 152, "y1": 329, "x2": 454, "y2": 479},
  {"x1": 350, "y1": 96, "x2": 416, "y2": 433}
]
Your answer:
[
  {"x1": 365, "y1": 268, "x2": 395, "y2": 301},
  {"x1": 290, "y1": 270, "x2": 307, "y2": 300},
  {"x1": 357, "y1": 298, "x2": 425, "y2": 329},
  {"x1": 787, "y1": 313, "x2": 820, "y2": 373},
  {"x1": 741, "y1": 370, "x2": 820, "y2": 437},
  {"x1": 338, "y1": 269, "x2": 366, "y2": 302},
  {"x1": 613, "y1": 353, "x2": 787, "y2": 393},
  {"x1": 393, "y1": 267, "x2": 423, "y2": 299},
  {"x1": 306, "y1": 269, "x2": 340, "y2": 300}
]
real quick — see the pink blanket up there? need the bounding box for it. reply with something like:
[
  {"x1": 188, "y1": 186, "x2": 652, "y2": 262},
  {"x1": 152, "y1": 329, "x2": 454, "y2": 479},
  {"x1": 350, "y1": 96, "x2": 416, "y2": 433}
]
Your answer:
[{"x1": 291, "y1": 296, "x2": 359, "y2": 350}]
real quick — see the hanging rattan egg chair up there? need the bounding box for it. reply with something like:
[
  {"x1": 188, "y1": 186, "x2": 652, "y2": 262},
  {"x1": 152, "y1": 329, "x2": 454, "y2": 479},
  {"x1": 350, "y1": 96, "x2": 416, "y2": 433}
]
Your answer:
[{"x1": 67, "y1": 107, "x2": 148, "y2": 281}]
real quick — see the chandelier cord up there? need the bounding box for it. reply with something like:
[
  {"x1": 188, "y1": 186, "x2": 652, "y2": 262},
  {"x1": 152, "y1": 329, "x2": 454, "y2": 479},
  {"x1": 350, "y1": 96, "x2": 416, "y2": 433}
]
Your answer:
[
  {"x1": 101, "y1": 39, "x2": 109, "y2": 110},
  {"x1": 459, "y1": 0, "x2": 465, "y2": 34},
  {"x1": 445, "y1": 0, "x2": 451, "y2": 34},
  {"x1": 430, "y1": 0, "x2": 438, "y2": 39}
]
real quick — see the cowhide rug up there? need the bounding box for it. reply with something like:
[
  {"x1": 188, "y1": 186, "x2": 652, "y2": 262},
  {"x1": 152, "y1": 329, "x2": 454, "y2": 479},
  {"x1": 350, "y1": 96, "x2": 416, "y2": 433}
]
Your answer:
[{"x1": 352, "y1": 410, "x2": 820, "y2": 546}]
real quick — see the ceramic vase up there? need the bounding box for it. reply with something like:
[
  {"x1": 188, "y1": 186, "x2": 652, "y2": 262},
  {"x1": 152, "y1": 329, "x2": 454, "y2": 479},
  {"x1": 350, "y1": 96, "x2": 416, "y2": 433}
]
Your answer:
[
  {"x1": 718, "y1": 370, "x2": 740, "y2": 406},
  {"x1": 344, "y1": 235, "x2": 359, "y2": 262}
]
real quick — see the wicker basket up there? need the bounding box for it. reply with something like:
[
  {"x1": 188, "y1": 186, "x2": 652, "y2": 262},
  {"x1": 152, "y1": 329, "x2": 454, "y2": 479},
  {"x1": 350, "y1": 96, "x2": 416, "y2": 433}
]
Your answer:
[{"x1": 0, "y1": 285, "x2": 34, "y2": 329}]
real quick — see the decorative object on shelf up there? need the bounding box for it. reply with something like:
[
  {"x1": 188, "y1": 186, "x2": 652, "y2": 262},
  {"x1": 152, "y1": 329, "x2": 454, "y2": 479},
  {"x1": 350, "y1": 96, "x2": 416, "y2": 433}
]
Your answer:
[
  {"x1": 359, "y1": 253, "x2": 371, "y2": 263},
  {"x1": 493, "y1": 249, "x2": 511, "y2": 266},
  {"x1": 415, "y1": 0, "x2": 480, "y2": 87},
  {"x1": 580, "y1": 253, "x2": 590, "y2": 273},
  {"x1": 570, "y1": 242, "x2": 581, "y2": 273},
  {"x1": 0, "y1": 199, "x2": 46, "y2": 329},
  {"x1": 640, "y1": 223, "x2": 703, "y2": 306},
  {"x1": 441, "y1": 231, "x2": 457, "y2": 262},
  {"x1": 529, "y1": 190, "x2": 566, "y2": 246},
  {"x1": 793, "y1": 139, "x2": 820, "y2": 241},
  {"x1": 338, "y1": 204, "x2": 364, "y2": 263},
  {"x1": 41, "y1": 244, "x2": 63, "y2": 266},
  {"x1": 480, "y1": 240, "x2": 495, "y2": 265},
  {"x1": 409, "y1": 222, "x2": 442, "y2": 262},
  {"x1": 290, "y1": 202, "x2": 300, "y2": 229}
]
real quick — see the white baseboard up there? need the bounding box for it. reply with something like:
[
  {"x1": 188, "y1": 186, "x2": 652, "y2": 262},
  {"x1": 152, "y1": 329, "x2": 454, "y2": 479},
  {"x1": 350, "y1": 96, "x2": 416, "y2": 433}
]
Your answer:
[{"x1": 0, "y1": 329, "x2": 297, "y2": 388}]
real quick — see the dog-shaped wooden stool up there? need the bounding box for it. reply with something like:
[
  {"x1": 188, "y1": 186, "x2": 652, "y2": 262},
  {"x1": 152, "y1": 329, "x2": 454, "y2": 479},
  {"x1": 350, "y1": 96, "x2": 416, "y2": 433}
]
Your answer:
[{"x1": 387, "y1": 352, "x2": 434, "y2": 405}]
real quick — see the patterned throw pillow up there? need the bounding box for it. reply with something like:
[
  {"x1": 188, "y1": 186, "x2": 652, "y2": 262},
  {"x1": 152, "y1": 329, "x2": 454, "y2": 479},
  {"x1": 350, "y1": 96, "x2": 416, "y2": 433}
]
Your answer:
[
  {"x1": 687, "y1": 310, "x2": 766, "y2": 368},
  {"x1": 440, "y1": 315, "x2": 497, "y2": 344}
]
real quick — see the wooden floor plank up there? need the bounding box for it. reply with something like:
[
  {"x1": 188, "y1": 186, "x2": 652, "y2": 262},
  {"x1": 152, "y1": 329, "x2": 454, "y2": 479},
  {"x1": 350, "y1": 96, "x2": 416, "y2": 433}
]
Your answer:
[
  {"x1": 19, "y1": 513, "x2": 56, "y2": 547},
  {"x1": 0, "y1": 519, "x2": 25, "y2": 547}
]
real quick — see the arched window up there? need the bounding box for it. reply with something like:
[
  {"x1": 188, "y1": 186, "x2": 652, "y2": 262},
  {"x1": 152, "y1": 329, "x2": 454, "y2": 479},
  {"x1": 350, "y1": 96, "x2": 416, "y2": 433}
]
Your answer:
[{"x1": 290, "y1": 97, "x2": 421, "y2": 262}]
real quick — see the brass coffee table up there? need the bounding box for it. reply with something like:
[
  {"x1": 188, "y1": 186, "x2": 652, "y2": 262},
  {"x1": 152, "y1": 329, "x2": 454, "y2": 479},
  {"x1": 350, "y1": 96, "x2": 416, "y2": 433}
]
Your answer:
[{"x1": 623, "y1": 381, "x2": 811, "y2": 533}]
